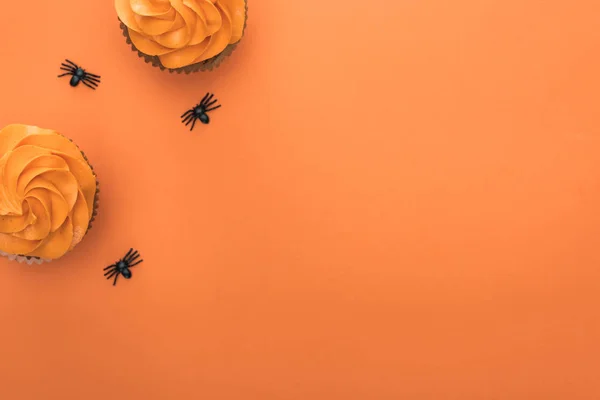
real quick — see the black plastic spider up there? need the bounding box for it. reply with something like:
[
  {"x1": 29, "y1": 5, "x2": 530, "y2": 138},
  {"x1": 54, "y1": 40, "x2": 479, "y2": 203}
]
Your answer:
[
  {"x1": 57, "y1": 59, "x2": 101, "y2": 90},
  {"x1": 181, "y1": 93, "x2": 222, "y2": 131},
  {"x1": 104, "y1": 248, "x2": 143, "y2": 286}
]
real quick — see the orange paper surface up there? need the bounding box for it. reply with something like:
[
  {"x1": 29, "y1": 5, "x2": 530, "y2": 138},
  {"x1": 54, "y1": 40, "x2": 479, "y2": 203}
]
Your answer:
[{"x1": 0, "y1": 0, "x2": 599, "y2": 399}]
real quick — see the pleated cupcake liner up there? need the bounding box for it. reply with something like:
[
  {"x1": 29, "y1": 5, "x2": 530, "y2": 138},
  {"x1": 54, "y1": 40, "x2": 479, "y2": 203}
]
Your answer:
[{"x1": 0, "y1": 251, "x2": 50, "y2": 265}]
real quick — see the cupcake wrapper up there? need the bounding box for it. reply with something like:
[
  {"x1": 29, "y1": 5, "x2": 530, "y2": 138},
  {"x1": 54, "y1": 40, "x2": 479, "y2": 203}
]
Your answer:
[
  {"x1": 0, "y1": 251, "x2": 50, "y2": 265},
  {"x1": 80, "y1": 149, "x2": 100, "y2": 232},
  {"x1": 119, "y1": 0, "x2": 248, "y2": 74},
  {"x1": 0, "y1": 136, "x2": 100, "y2": 265}
]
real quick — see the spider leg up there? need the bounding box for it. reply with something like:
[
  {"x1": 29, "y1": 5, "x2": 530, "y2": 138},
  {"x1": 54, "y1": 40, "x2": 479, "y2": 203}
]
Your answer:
[
  {"x1": 190, "y1": 118, "x2": 197, "y2": 131},
  {"x1": 205, "y1": 105, "x2": 222, "y2": 112},
  {"x1": 182, "y1": 115, "x2": 194, "y2": 125},
  {"x1": 81, "y1": 80, "x2": 97, "y2": 90},
  {"x1": 82, "y1": 78, "x2": 99, "y2": 87},
  {"x1": 83, "y1": 76, "x2": 101, "y2": 84},
  {"x1": 85, "y1": 72, "x2": 101, "y2": 79},
  {"x1": 113, "y1": 273, "x2": 120, "y2": 286},
  {"x1": 57, "y1": 72, "x2": 73, "y2": 78},
  {"x1": 199, "y1": 92, "x2": 210, "y2": 105},
  {"x1": 123, "y1": 248, "x2": 134, "y2": 260},
  {"x1": 83, "y1": 80, "x2": 99, "y2": 89},
  {"x1": 60, "y1": 66, "x2": 75, "y2": 73},
  {"x1": 127, "y1": 250, "x2": 139, "y2": 259},
  {"x1": 181, "y1": 109, "x2": 193, "y2": 118},
  {"x1": 105, "y1": 270, "x2": 118, "y2": 279},
  {"x1": 61, "y1": 64, "x2": 76, "y2": 71},
  {"x1": 185, "y1": 116, "x2": 196, "y2": 126},
  {"x1": 103, "y1": 264, "x2": 116, "y2": 271},
  {"x1": 65, "y1": 59, "x2": 79, "y2": 68},
  {"x1": 204, "y1": 99, "x2": 219, "y2": 109},
  {"x1": 83, "y1": 74, "x2": 100, "y2": 82},
  {"x1": 126, "y1": 253, "x2": 140, "y2": 264},
  {"x1": 201, "y1": 93, "x2": 214, "y2": 106},
  {"x1": 129, "y1": 259, "x2": 144, "y2": 268}
]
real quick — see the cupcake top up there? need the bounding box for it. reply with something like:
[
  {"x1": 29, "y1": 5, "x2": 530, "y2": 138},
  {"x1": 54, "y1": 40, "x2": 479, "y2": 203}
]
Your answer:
[
  {"x1": 116, "y1": 0, "x2": 246, "y2": 69},
  {"x1": 0, "y1": 125, "x2": 97, "y2": 260}
]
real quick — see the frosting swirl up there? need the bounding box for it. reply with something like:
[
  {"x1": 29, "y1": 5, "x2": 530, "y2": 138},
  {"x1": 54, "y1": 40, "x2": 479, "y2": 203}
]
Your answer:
[
  {"x1": 0, "y1": 125, "x2": 97, "y2": 260},
  {"x1": 116, "y1": 0, "x2": 246, "y2": 69}
]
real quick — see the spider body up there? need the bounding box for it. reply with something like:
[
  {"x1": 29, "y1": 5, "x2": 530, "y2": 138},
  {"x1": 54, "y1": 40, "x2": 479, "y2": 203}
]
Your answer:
[
  {"x1": 181, "y1": 93, "x2": 222, "y2": 131},
  {"x1": 58, "y1": 59, "x2": 101, "y2": 90},
  {"x1": 116, "y1": 260, "x2": 132, "y2": 279},
  {"x1": 104, "y1": 248, "x2": 143, "y2": 286},
  {"x1": 195, "y1": 107, "x2": 210, "y2": 124},
  {"x1": 69, "y1": 68, "x2": 85, "y2": 87}
]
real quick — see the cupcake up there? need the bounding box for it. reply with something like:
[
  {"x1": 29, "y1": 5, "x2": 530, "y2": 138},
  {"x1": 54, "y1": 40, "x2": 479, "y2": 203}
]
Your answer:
[
  {"x1": 0, "y1": 124, "x2": 99, "y2": 264},
  {"x1": 116, "y1": 0, "x2": 248, "y2": 73}
]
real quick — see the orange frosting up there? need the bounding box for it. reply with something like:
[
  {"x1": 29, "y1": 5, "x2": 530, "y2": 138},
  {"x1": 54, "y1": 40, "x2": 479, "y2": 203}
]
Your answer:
[
  {"x1": 116, "y1": 0, "x2": 246, "y2": 69},
  {"x1": 0, "y1": 125, "x2": 97, "y2": 260}
]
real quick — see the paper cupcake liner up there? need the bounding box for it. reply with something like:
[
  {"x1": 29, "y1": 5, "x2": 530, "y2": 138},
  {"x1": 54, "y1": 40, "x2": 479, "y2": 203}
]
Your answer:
[
  {"x1": 0, "y1": 251, "x2": 50, "y2": 265},
  {"x1": 79, "y1": 148, "x2": 100, "y2": 233},
  {"x1": 0, "y1": 136, "x2": 100, "y2": 265},
  {"x1": 119, "y1": 0, "x2": 248, "y2": 74}
]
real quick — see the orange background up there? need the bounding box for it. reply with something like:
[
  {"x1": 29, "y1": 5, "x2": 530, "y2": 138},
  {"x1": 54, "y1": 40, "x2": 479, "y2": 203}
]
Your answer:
[{"x1": 0, "y1": 0, "x2": 599, "y2": 399}]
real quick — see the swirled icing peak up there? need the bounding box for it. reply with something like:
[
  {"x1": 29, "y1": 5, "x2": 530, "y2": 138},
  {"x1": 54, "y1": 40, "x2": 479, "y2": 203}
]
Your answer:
[
  {"x1": 0, "y1": 125, "x2": 97, "y2": 260},
  {"x1": 116, "y1": 0, "x2": 246, "y2": 68}
]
